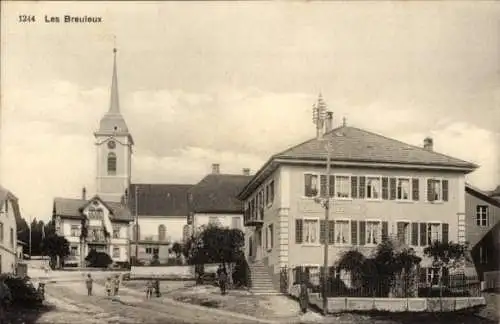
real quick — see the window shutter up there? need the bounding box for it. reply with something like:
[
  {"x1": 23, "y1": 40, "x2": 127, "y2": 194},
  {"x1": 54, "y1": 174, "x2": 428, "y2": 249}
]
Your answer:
[
  {"x1": 397, "y1": 222, "x2": 405, "y2": 243},
  {"x1": 419, "y1": 267, "x2": 427, "y2": 285},
  {"x1": 351, "y1": 221, "x2": 358, "y2": 245},
  {"x1": 412, "y1": 179, "x2": 420, "y2": 201},
  {"x1": 359, "y1": 221, "x2": 366, "y2": 245},
  {"x1": 427, "y1": 179, "x2": 433, "y2": 202},
  {"x1": 419, "y1": 222, "x2": 427, "y2": 246},
  {"x1": 304, "y1": 174, "x2": 312, "y2": 196},
  {"x1": 442, "y1": 223, "x2": 449, "y2": 243},
  {"x1": 382, "y1": 221, "x2": 388, "y2": 241},
  {"x1": 329, "y1": 175, "x2": 335, "y2": 197},
  {"x1": 351, "y1": 177, "x2": 358, "y2": 199},
  {"x1": 390, "y1": 178, "x2": 397, "y2": 200},
  {"x1": 411, "y1": 222, "x2": 419, "y2": 246},
  {"x1": 320, "y1": 175, "x2": 327, "y2": 198},
  {"x1": 328, "y1": 220, "x2": 335, "y2": 244},
  {"x1": 442, "y1": 180, "x2": 449, "y2": 201},
  {"x1": 382, "y1": 177, "x2": 389, "y2": 200},
  {"x1": 359, "y1": 176, "x2": 366, "y2": 199},
  {"x1": 295, "y1": 219, "x2": 303, "y2": 244},
  {"x1": 320, "y1": 220, "x2": 326, "y2": 243}
]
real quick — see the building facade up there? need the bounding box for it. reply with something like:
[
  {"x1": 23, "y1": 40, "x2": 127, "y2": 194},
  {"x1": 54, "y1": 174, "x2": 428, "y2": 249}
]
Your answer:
[
  {"x1": 465, "y1": 184, "x2": 500, "y2": 280},
  {"x1": 53, "y1": 194, "x2": 132, "y2": 267},
  {"x1": 0, "y1": 186, "x2": 20, "y2": 274},
  {"x1": 188, "y1": 164, "x2": 251, "y2": 234},
  {"x1": 239, "y1": 115, "x2": 477, "y2": 291}
]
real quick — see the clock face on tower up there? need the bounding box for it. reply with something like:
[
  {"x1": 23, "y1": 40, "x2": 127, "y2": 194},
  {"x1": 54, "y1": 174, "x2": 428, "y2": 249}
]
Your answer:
[{"x1": 107, "y1": 140, "x2": 116, "y2": 149}]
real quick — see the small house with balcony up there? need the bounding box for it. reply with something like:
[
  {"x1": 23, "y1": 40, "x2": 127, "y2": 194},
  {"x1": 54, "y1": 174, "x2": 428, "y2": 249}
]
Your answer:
[
  {"x1": 128, "y1": 183, "x2": 192, "y2": 264},
  {"x1": 52, "y1": 190, "x2": 133, "y2": 267},
  {"x1": 238, "y1": 117, "x2": 477, "y2": 293}
]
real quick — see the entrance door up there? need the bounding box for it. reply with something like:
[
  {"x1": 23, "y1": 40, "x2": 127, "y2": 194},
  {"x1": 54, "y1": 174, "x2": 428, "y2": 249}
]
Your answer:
[{"x1": 248, "y1": 237, "x2": 254, "y2": 262}]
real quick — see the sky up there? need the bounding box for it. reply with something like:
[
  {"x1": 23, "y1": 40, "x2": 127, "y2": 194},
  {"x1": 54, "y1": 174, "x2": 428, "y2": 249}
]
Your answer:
[{"x1": 1, "y1": 1, "x2": 499, "y2": 221}]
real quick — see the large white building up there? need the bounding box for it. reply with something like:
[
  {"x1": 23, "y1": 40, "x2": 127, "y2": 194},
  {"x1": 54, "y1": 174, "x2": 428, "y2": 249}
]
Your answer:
[{"x1": 0, "y1": 186, "x2": 19, "y2": 273}]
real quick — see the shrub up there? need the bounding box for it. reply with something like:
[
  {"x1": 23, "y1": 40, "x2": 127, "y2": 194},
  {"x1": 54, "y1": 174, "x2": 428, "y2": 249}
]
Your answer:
[
  {"x1": 0, "y1": 274, "x2": 43, "y2": 307},
  {"x1": 85, "y1": 250, "x2": 113, "y2": 268},
  {"x1": 130, "y1": 256, "x2": 144, "y2": 266},
  {"x1": 150, "y1": 253, "x2": 160, "y2": 266},
  {"x1": 232, "y1": 254, "x2": 251, "y2": 288}
]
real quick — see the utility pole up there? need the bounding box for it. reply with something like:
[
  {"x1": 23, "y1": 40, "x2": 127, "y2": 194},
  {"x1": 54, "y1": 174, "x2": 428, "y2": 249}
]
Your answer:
[
  {"x1": 28, "y1": 215, "x2": 32, "y2": 259},
  {"x1": 322, "y1": 144, "x2": 331, "y2": 315},
  {"x1": 135, "y1": 186, "x2": 139, "y2": 260}
]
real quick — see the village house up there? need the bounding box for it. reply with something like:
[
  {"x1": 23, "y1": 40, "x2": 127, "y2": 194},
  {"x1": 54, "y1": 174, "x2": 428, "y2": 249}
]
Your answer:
[
  {"x1": 127, "y1": 183, "x2": 192, "y2": 264},
  {"x1": 53, "y1": 190, "x2": 133, "y2": 267},
  {"x1": 188, "y1": 164, "x2": 252, "y2": 233},
  {"x1": 0, "y1": 186, "x2": 19, "y2": 274},
  {"x1": 238, "y1": 97, "x2": 478, "y2": 292},
  {"x1": 465, "y1": 183, "x2": 500, "y2": 286}
]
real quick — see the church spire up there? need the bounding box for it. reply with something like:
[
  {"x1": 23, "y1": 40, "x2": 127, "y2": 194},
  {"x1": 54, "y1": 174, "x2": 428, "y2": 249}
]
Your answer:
[{"x1": 109, "y1": 47, "x2": 120, "y2": 114}]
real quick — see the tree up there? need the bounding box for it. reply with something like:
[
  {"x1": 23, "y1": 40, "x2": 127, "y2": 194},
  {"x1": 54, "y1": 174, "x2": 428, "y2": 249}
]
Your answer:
[
  {"x1": 423, "y1": 240, "x2": 469, "y2": 298},
  {"x1": 171, "y1": 242, "x2": 183, "y2": 259},
  {"x1": 85, "y1": 249, "x2": 113, "y2": 268},
  {"x1": 42, "y1": 234, "x2": 70, "y2": 269}
]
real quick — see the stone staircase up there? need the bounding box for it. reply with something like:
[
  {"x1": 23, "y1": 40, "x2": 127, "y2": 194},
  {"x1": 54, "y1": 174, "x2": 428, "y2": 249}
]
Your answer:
[{"x1": 249, "y1": 261, "x2": 280, "y2": 295}]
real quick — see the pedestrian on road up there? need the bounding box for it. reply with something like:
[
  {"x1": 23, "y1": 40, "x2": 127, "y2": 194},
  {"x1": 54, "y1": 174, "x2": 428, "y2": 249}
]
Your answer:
[
  {"x1": 0, "y1": 277, "x2": 12, "y2": 324},
  {"x1": 105, "y1": 277, "x2": 113, "y2": 297},
  {"x1": 85, "y1": 274, "x2": 93, "y2": 296},
  {"x1": 299, "y1": 277, "x2": 309, "y2": 314},
  {"x1": 146, "y1": 280, "x2": 154, "y2": 299},
  {"x1": 113, "y1": 274, "x2": 120, "y2": 296},
  {"x1": 217, "y1": 265, "x2": 228, "y2": 296}
]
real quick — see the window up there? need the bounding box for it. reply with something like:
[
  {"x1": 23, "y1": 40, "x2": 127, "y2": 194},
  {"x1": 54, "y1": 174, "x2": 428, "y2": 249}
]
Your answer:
[
  {"x1": 476, "y1": 206, "x2": 489, "y2": 227},
  {"x1": 9, "y1": 228, "x2": 13, "y2": 247},
  {"x1": 209, "y1": 216, "x2": 220, "y2": 226},
  {"x1": 145, "y1": 247, "x2": 159, "y2": 255},
  {"x1": 70, "y1": 225, "x2": 79, "y2": 237},
  {"x1": 112, "y1": 247, "x2": 120, "y2": 258},
  {"x1": 427, "y1": 223, "x2": 441, "y2": 244},
  {"x1": 112, "y1": 226, "x2": 120, "y2": 239},
  {"x1": 366, "y1": 221, "x2": 381, "y2": 245},
  {"x1": 0, "y1": 222, "x2": 4, "y2": 242},
  {"x1": 335, "y1": 176, "x2": 350, "y2": 198},
  {"x1": 304, "y1": 174, "x2": 319, "y2": 197},
  {"x1": 479, "y1": 246, "x2": 488, "y2": 264},
  {"x1": 397, "y1": 222, "x2": 411, "y2": 245},
  {"x1": 269, "y1": 181, "x2": 275, "y2": 205},
  {"x1": 366, "y1": 177, "x2": 381, "y2": 199},
  {"x1": 427, "y1": 179, "x2": 449, "y2": 202},
  {"x1": 132, "y1": 224, "x2": 140, "y2": 241},
  {"x1": 397, "y1": 178, "x2": 411, "y2": 200},
  {"x1": 70, "y1": 246, "x2": 78, "y2": 256},
  {"x1": 107, "y1": 152, "x2": 117, "y2": 175},
  {"x1": 232, "y1": 217, "x2": 242, "y2": 230},
  {"x1": 158, "y1": 225, "x2": 166, "y2": 241},
  {"x1": 303, "y1": 219, "x2": 319, "y2": 244},
  {"x1": 4, "y1": 201, "x2": 8, "y2": 214},
  {"x1": 335, "y1": 220, "x2": 350, "y2": 244},
  {"x1": 266, "y1": 224, "x2": 274, "y2": 250}
]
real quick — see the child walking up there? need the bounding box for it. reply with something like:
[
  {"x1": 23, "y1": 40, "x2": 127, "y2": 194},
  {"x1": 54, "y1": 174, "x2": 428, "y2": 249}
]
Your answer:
[
  {"x1": 85, "y1": 274, "x2": 93, "y2": 296},
  {"x1": 145, "y1": 280, "x2": 154, "y2": 299},
  {"x1": 113, "y1": 275, "x2": 121, "y2": 296},
  {"x1": 105, "y1": 277, "x2": 113, "y2": 297}
]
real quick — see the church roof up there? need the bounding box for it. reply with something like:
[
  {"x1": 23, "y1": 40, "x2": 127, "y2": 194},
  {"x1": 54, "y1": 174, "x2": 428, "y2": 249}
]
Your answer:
[
  {"x1": 95, "y1": 48, "x2": 133, "y2": 143},
  {"x1": 53, "y1": 197, "x2": 132, "y2": 222},
  {"x1": 188, "y1": 174, "x2": 252, "y2": 214},
  {"x1": 239, "y1": 125, "x2": 478, "y2": 199},
  {"x1": 128, "y1": 184, "x2": 193, "y2": 217}
]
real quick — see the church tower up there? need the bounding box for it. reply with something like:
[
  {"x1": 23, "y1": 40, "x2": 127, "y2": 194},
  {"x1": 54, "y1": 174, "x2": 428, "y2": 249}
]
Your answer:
[{"x1": 94, "y1": 48, "x2": 133, "y2": 203}]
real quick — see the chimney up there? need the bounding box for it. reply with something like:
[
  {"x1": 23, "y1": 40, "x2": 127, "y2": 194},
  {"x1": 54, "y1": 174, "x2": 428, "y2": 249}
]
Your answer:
[
  {"x1": 423, "y1": 137, "x2": 433, "y2": 151},
  {"x1": 212, "y1": 163, "x2": 220, "y2": 174},
  {"x1": 325, "y1": 111, "x2": 333, "y2": 133},
  {"x1": 82, "y1": 187, "x2": 87, "y2": 200},
  {"x1": 243, "y1": 168, "x2": 251, "y2": 176}
]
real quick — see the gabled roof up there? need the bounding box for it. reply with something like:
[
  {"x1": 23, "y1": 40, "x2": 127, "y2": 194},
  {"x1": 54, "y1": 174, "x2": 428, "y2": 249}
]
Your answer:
[
  {"x1": 239, "y1": 125, "x2": 478, "y2": 200},
  {"x1": 128, "y1": 184, "x2": 193, "y2": 217},
  {"x1": 53, "y1": 197, "x2": 132, "y2": 222},
  {"x1": 465, "y1": 183, "x2": 500, "y2": 209},
  {"x1": 0, "y1": 185, "x2": 21, "y2": 220},
  {"x1": 189, "y1": 174, "x2": 252, "y2": 214}
]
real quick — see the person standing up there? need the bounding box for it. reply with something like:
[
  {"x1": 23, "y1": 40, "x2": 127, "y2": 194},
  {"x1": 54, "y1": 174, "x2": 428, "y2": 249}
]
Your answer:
[
  {"x1": 0, "y1": 278, "x2": 12, "y2": 324},
  {"x1": 105, "y1": 277, "x2": 112, "y2": 297},
  {"x1": 113, "y1": 275, "x2": 120, "y2": 296},
  {"x1": 299, "y1": 278, "x2": 309, "y2": 314},
  {"x1": 145, "y1": 280, "x2": 154, "y2": 299},
  {"x1": 85, "y1": 274, "x2": 93, "y2": 296},
  {"x1": 217, "y1": 265, "x2": 228, "y2": 296}
]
